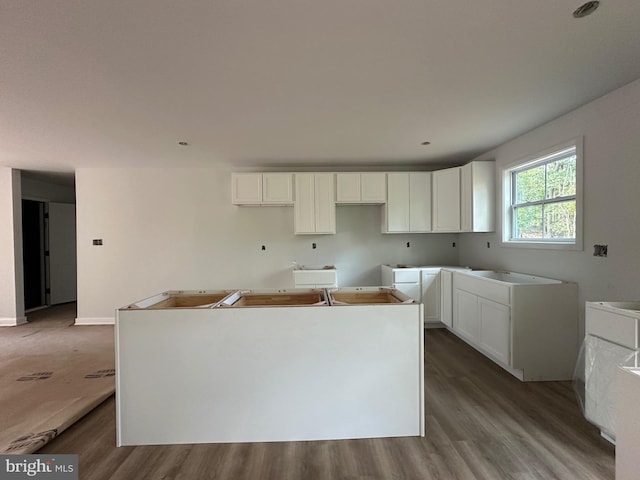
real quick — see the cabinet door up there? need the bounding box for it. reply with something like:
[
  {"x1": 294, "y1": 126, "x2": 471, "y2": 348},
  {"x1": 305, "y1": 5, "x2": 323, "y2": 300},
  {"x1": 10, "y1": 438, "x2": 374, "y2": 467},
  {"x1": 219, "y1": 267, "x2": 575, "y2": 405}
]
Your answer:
[
  {"x1": 421, "y1": 271, "x2": 440, "y2": 324},
  {"x1": 314, "y1": 173, "x2": 336, "y2": 234},
  {"x1": 478, "y1": 298, "x2": 511, "y2": 366},
  {"x1": 455, "y1": 289, "x2": 479, "y2": 343},
  {"x1": 361, "y1": 173, "x2": 386, "y2": 203},
  {"x1": 262, "y1": 173, "x2": 293, "y2": 204},
  {"x1": 294, "y1": 173, "x2": 316, "y2": 234},
  {"x1": 461, "y1": 162, "x2": 495, "y2": 232},
  {"x1": 432, "y1": 167, "x2": 461, "y2": 231},
  {"x1": 460, "y1": 163, "x2": 473, "y2": 231},
  {"x1": 231, "y1": 173, "x2": 262, "y2": 204},
  {"x1": 409, "y1": 172, "x2": 432, "y2": 232},
  {"x1": 385, "y1": 173, "x2": 410, "y2": 232},
  {"x1": 440, "y1": 270, "x2": 453, "y2": 328},
  {"x1": 336, "y1": 173, "x2": 361, "y2": 203}
]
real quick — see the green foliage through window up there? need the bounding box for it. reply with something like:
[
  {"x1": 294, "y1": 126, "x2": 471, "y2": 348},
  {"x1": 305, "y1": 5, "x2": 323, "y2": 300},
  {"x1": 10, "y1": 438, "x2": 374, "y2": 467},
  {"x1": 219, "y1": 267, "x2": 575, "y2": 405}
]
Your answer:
[{"x1": 511, "y1": 147, "x2": 577, "y2": 242}]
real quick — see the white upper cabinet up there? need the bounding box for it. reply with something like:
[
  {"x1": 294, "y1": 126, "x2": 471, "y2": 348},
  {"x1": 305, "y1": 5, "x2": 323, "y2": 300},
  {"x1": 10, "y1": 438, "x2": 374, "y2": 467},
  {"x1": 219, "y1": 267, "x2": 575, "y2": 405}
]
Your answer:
[
  {"x1": 232, "y1": 173, "x2": 263, "y2": 205},
  {"x1": 294, "y1": 173, "x2": 336, "y2": 234},
  {"x1": 361, "y1": 173, "x2": 387, "y2": 203},
  {"x1": 232, "y1": 173, "x2": 293, "y2": 205},
  {"x1": 262, "y1": 173, "x2": 294, "y2": 204},
  {"x1": 461, "y1": 161, "x2": 495, "y2": 232},
  {"x1": 432, "y1": 162, "x2": 495, "y2": 232},
  {"x1": 432, "y1": 167, "x2": 461, "y2": 232},
  {"x1": 383, "y1": 172, "x2": 431, "y2": 233},
  {"x1": 336, "y1": 173, "x2": 386, "y2": 204}
]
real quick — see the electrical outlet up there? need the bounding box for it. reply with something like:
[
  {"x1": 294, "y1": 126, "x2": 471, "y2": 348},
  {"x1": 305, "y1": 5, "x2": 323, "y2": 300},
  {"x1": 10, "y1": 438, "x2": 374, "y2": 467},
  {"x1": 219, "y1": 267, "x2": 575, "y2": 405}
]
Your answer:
[{"x1": 593, "y1": 244, "x2": 608, "y2": 257}]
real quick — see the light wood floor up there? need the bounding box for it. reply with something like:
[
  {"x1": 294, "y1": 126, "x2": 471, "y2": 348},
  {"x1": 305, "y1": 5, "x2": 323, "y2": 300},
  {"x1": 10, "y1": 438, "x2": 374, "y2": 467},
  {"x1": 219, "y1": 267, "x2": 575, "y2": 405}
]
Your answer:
[{"x1": 40, "y1": 329, "x2": 614, "y2": 480}]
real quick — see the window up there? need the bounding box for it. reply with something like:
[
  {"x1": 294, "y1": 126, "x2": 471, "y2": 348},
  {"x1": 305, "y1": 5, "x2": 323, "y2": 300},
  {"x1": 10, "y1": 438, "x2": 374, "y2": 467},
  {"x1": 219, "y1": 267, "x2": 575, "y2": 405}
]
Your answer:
[{"x1": 502, "y1": 138, "x2": 582, "y2": 249}]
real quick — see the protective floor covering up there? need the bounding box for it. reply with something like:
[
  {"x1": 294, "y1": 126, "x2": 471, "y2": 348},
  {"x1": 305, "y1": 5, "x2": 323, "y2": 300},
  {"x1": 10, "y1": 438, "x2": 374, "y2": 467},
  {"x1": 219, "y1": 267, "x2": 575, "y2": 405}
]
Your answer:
[{"x1": 0, "y1": 304, "x2": 114, "y2": 454}]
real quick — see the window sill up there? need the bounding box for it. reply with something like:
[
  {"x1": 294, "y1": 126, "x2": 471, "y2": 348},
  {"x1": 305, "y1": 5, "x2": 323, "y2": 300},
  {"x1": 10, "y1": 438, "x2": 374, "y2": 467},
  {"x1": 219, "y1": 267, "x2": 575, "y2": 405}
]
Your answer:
[{"x1": 500, "y1": 240, "x2": 583, "y2": 251}]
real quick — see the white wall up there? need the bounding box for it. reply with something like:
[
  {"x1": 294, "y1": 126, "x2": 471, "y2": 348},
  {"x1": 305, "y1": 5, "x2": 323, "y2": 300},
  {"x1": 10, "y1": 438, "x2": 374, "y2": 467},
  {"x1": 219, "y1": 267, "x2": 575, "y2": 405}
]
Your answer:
[
  {"x1": 460, "y1": 78, "x2": 640, "y2": 338},
  {"x1": 0, "y1": 168, "x2": 25, "y2": 325},
  {"x1": 76, "y1": 168, "x2": 459, "y2": 322}
]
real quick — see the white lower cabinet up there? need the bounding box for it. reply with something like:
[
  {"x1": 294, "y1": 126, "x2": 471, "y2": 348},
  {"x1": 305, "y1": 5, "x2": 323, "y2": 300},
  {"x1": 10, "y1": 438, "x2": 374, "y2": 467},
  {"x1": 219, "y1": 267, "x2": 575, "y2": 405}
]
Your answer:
[
  {"x1": 455, "y1": 289, "x2": 480, "y2": 342},
  {"x1": 454, "y1": 290, "x2": 510, "y2": 366},
  {"x1": 440, "y1": 270, "x2": 454, "y2": 328},
  {"x1": 451, "y1": 270, "x2": 577, "y2": 381},
  {"x1": 584, "y1": 301, "x2": 640, "y2": 442},
  {"x1": 477, "y1": 298, "x2": 510, "y2": 366},
  {"x1": 421, "y1": 270, "x2": 440, "y2": 325}
]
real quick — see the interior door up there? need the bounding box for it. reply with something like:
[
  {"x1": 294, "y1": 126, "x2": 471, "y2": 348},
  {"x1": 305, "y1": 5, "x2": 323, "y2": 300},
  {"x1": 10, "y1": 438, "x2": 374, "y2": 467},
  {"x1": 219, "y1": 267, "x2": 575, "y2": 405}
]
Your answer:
[{"x1": 48, "y1": 202, "x2": 77, "y2": 304}]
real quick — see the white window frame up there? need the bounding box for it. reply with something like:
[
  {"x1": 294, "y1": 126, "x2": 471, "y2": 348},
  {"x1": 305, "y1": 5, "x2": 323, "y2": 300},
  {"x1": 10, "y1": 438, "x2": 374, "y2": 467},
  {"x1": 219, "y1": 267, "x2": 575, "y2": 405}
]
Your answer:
[{"x1": 500, "y1": 137, "x2": 583, "y2": 251}]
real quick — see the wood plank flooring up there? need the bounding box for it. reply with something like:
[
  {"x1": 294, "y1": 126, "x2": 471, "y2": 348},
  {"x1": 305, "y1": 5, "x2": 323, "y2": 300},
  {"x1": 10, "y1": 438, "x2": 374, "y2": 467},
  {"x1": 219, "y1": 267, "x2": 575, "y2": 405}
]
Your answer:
[{"x1": 39, "y1": 329, "x2": 615, "y2": 479}]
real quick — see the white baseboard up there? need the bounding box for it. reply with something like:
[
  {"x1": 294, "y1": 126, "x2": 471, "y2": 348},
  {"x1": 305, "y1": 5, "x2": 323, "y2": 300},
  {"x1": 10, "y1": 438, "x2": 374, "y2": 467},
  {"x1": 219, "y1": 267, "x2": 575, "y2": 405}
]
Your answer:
[
  {"x1": 0, "y1": 316, "x2": 28, "y2": 326},
  {"x1": 75, "y1": 317, "x2": 115, "y2": 325}
]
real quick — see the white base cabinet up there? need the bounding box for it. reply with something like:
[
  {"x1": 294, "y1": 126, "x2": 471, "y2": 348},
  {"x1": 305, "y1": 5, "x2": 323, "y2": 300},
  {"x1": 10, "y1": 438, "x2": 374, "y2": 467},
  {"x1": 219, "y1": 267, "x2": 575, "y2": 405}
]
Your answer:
[
  {"x1": 421, "y1": 269, "x2": 440, "y2": 325},
  {"x1": 451, "y1": 271, "x2": 578, "y2": 381},
  {"x1": 477, "y1": 297, "x2": 510, "y2": 366},
  {"x1": 584, "y1": 301, "x2": 640, "y2": 441},
  {"x1": 116, "y1": 293, "x2": 424, "y2": 446},
  {"x1": 616, "y1": 367, "x2": 640, "y2": 479},
  {"x1": 440, "y1": 269, "x2": 454, "y2": 328}
]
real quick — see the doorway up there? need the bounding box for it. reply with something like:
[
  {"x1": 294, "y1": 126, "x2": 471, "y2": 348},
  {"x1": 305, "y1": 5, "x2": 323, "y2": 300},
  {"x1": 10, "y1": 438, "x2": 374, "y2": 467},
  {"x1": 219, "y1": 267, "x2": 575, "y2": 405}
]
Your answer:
[
  {"x1": 22, "y1": 199, "x2": 47, "y2": 311},
  {"x1": 22, "y1": 199, "x2": 77, "y2": 312}
]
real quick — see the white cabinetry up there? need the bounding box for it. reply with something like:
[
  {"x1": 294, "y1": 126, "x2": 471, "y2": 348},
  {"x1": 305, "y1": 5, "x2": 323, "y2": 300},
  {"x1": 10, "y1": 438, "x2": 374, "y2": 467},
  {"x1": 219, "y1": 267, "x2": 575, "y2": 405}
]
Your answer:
[
  {"x1": 477, "y1": 298, "x2": 511, "y2": 366},
  {"x1": 455, "y1": 288, "x2": 480, "y2": 342},
  {"x1": 336, "y1": 173, "x2": 386, "y2": 204},
  {"x1": 584, "y1": 301, "x2": 640, "y2": 441},
  {"x1": 432, "y1": 167, "x2": 461, "y2": 232},
  {"x1": 294, "y1": 173, "x2": 336, "y2": 234},
  {"x1": 432, "y1": 161, "x2": 495, "y2": 232},
  {"x1": 451, "y1": 271, "x2": 577, "y2": 381},
  {"x1": 381, "y1": 265, "x2": 421, "y2": 301},
  {"x1": 461, "y1": 161, "x2": 495, "y2": 232},
  {"x1": 383, "y1": 172, "x2": 431, "y2": 233},
  {"x1": 421, "y1": 269, "x2": 440, "y2": 325},
  {"x1": 383, "y1": 265, "x2": 456, "y2": 327},
  {"x1": 232, "y1": 173, "x2": 293, "y2": 205},
  {"x1": 616, "y1": 367, "x2": 640, "y2": 479},
  {"x1": 293, "y1": 268, "x2": 338, "y2": 288},
  {"x1": 440, "y1": 269, "x2": 454, "y2": 328}
]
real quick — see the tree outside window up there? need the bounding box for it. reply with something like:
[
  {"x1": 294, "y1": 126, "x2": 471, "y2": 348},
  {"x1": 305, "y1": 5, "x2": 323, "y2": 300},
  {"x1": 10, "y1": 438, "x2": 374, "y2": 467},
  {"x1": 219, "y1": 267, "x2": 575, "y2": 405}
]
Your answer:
[{"x1": 510, "y1": 148, "x2": 577, "y2": 242}]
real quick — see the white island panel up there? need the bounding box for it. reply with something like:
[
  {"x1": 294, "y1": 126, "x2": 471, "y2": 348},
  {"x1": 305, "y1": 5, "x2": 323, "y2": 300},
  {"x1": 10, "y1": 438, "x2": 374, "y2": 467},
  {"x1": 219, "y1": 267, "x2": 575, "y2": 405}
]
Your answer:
[{"x1": 116, "y1": 302, "x2": 423, "y2": 446}]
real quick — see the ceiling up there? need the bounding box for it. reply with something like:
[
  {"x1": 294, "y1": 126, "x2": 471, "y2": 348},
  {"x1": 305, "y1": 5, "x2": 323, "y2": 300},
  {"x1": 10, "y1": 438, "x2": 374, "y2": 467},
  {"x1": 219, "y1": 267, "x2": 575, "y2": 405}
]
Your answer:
[{"x1": 2, "y1": 0, "x2": 640, "y2": 179}]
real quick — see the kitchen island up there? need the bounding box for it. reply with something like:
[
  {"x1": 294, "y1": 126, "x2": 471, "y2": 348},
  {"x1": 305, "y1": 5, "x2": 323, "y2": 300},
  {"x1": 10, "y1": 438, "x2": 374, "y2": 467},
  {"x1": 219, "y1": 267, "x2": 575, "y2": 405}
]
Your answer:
[{"x1": 116, "y1": 288, "x2": 424, "y2": 446}]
